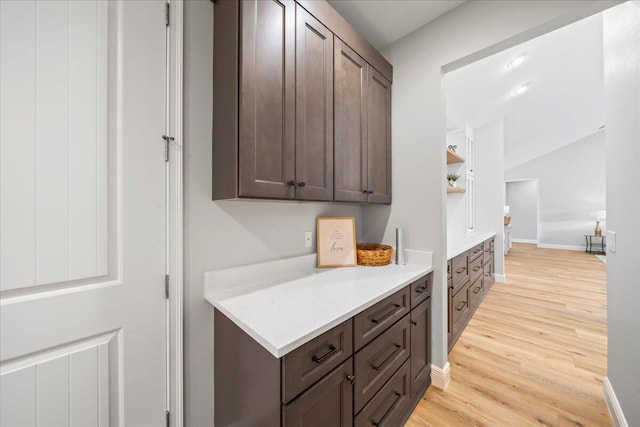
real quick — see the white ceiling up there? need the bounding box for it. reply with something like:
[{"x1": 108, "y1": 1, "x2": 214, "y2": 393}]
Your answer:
[
  {"x1": 327, "y1": 0, "x2": 466, "y2": 50},
  {"x1": 444, "y1": 13, "x2": 605, "y2": 171}
]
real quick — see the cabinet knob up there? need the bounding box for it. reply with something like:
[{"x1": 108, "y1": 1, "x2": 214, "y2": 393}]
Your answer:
[
  {"x1": 298, "y1": 181, "x2": 306, "y2": 187},
  {"x1": 287, "y1": 180, "x2": 295, "y2": 186},
  {"x1": 362, "y1": 190, "x2": 368, "y2": 194},
  {"x1": 368, "y1": 190, "x2": 374, "y2": 195},
  {"x1": 346, "y1": 375, "x2": 356, "y2": 384},
  {"x1": 410, "y1": 320, "x2": 417, "y2": 326}
]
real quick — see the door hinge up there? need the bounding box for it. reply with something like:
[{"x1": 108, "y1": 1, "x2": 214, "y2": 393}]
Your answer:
[
  {"x1": 162, "y1": 135, "x2": 174, "y2": 162},
  {"x1": 165, "y1": 2, "x2": 170, "y2": 27},
  {"x1": 165, "y1": 275, "x2": 170, "y2": 299},
  {"x1": 165, "y1": 410, "x2": 170, "y2": 427}
]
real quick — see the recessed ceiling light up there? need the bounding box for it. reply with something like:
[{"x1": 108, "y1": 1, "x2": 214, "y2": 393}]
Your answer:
[
  {"x1": 507, "y1": 54, "x2": 526, "y2": 69},
  {"x1": 511, "y1": 83, "x2": 530, "y2": 97}
]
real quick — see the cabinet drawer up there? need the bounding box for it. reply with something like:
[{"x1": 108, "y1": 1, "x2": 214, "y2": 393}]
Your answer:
[
  {"x1": 468, "y1": 274, "x2": 483, "y2": 310},
  {"x1": 355, "y1": 360, "x2": 410, "y2": 427},
  {"x1": 451, "y1": 252, "x2": 469, "y2": 295},
  {"x1": 451, "y1": 282, "x2": 469, "y2": 334},
  {"x1": 483, "y1": 242, "x2": 492, "y2": 260},
  {"x1": 354, "y1": 315, "x2": 410, "y2": 413},
  {"x1": 469, "y1": 242, "x2": 484, "y2": 261},
  {"x1": 354, "y1": 287, "x2": 410, "y2": 351},
  {"x1": 282, "y1": 319, "x2": 353, "y2": 403},
  {"x1": 410, "y1": 272, "x2": 432, "y2": 309},
  {"x1": 469, "y1": 254, "x2": 483, "y2": 282},
  {"x1": 283, "y1": 360, "x2": 353, "y2": 427}
]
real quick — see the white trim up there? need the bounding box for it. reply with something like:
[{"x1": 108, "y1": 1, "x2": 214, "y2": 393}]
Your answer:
[
  {"x1": 512, "y1": 238, "x2": 537, "y2": 244},
  {"x1": 430, "y1": 362, "x2": 451, "y2": 390},
  {"x1": 495, "y1": 273, "x2": 506, "y2": 283},
  {"x1": 168, "y1": 1, "x2": 184, "y2": 425},
  {"x1": 537, "y1": 243, "x2": 584, "y2": 251},
  {"x1": 604, "y1": 377, "x2": 629, "y2": 427}
]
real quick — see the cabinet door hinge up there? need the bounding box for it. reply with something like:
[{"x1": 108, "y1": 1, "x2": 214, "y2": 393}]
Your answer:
[
  {"x1": 165, "y1": 411, "x2": 170, "y2": 427},
  {"x1": 162, "y1": 135, "x2": 174, "y2": 162},
  {"x1": 165, "y1": 275, "x2": 170, "y2": 299},
  {"x1": 165, "y1": 2, "x2": 170, "y2": 27}
]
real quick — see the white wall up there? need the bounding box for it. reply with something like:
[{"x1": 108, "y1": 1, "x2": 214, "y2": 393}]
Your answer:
[
  {"x1": 184, "y1": 2, "x2": 363, "y2": 425},
  {"x1": 474, "y1": 118, "x2": 506, "y2": 277},
  {"x1": 506, "y1": 180, "x2": 539, "y2": 242},
  {"x1": 603, "y1": 2, "x2": 640, "y2": 425},
  {"x1": 369, "y1": 0, "x2": 615, "y2": 372},
  {"x1": 505, "y1": 131, "x2": 606, "y2": 248}
]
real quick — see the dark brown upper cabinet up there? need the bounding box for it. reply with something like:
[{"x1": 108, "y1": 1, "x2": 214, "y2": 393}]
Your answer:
[
  {"x1": 295, "y1": 6, "x2": 334, "y2": 201},
  {"x1": 334, "y1": 38, "x2": 392, "y2": 204},
  {"x1": 334, "y1": 39, "x2": 368, "y2": 203},
  {"x1": 213, "y1": 0, "x2": 296, "y2": 200},
  {"x1": 213, "y1": 0, "x2": 392, "y2": 203}
]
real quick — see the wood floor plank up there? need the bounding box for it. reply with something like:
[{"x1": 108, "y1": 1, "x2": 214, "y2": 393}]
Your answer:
[{"x1": 406, "y1": 243, "x2": 611, "y2": 426}]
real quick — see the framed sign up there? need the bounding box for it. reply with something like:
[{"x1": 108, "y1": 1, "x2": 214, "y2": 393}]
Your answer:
[{"x1": 317, "y1": 217, "x2": 357, "y2": 267}]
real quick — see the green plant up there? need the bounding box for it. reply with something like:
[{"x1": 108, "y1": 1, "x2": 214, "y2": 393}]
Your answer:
[{"x1": 447, "y1": 173, "x2": 460, "y2": 182}]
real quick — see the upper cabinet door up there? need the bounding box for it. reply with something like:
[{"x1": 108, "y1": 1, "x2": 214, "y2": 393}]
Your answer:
[
  {"x1": 238, "y1": 0, "x2": 296, "y2": 199},
  {"x1": 334, "y1": 38, "x2": 368, "y2": 203},
  {"x1": 295, "y1": 6, "x2": 334, "y2": 201},
  {"x1": 367, "y1": 67, "x2": 392, "y2": 204}
]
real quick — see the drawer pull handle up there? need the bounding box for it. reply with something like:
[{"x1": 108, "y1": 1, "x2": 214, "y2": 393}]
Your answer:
[
  {"x1": 371, "y1": 391, "x2": 402, "y2": 426},
  {"x1": 410, "y1": 320, "x2": 417, "y2": 326},
  {"x1": 456, "y1": 301, "x2": 467, "y2": 311},
  {"x1": 473, "y1": 249, "x2": 481, "y2": 253},
  {"x1": 372, "y1": 344, "x2": 401, "y2": 371},
  {"x1": 311, "y1": 344, "x2": 337, "y2": 364},
  {"x1": 371, "y1": 304, "x2": 401, "y2": 324},
  {"x1": 415, "y1": 285, "x2": 428, "y2": 294},
  {"x1": 473, "y1": 266, "x2": 482, "y2": 272},
  {"x1": 455, "y1": 267, "x2": 466, "y2": 274},
  {"x1": 473, "y1": 287, "x2": 481, "y2": 294},
  {"x1": 346, "y1": 375, "x2": 356, "y2": 384}
]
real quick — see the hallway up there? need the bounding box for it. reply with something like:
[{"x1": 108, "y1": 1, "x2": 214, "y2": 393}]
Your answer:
[{"x1": 407, "y1": 243, "x2": 609, "y2": 426}]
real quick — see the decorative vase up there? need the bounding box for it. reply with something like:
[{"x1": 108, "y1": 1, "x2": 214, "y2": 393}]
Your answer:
[
  {"x1": 595, "y1": 221, "x2": 602, "y2": 237},
  {"x1": 449, "y1": 180, "x2": 456, "y2": 187}
]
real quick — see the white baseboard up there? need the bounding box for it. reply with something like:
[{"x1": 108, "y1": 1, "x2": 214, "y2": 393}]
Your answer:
[
  {"x1": 604, "y1": 377, "x2": 629, "y2": 427},
  {"x1": 512, "y1": 238, "x2": 537, "y2": 244},
  {"x1": 430, "y1": 362, "x2": 450, "y2": 390},
  {"x1": 494, "y1": 273, "x2": 506, "y2": 283},
  {"x1": 537, "y1": 243, "x2": 584, "y2": 251}
]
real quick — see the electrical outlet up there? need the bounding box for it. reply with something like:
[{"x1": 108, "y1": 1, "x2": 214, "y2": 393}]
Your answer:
[
  {"x1": 607, "y1": 231, "x2": 616, "y2": 253},
  {"x1": 304, "y1": 231, "x2": 312, "y2": 248}
]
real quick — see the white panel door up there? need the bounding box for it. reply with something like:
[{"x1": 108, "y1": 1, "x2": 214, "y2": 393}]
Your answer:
[{"x1": 0, "y1": 1, "x2": 168, "y2": 425}]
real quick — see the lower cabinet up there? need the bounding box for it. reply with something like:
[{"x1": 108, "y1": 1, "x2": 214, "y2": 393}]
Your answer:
[
  {"x1": 283, "y1": 360, "x2": 354, "y2": 427},
  {"x1": 448, "y1": 237, "x2": 495, "y2": 352},
  {"x1": 410, "y1": 299, "x2": 431, "y2": 398},
  {"x1": 215, "y1": 272, "x2": 433, "y2": 426}
]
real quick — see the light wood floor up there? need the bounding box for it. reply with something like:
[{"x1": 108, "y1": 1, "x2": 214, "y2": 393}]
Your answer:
[{"x1": 407, "y1": 243, "x2": 610, "y2": 426}]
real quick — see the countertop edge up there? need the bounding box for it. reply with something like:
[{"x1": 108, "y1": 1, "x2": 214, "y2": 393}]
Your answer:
[
  {"x1": 447, "y1": 232, "x2": 496, "y2": 260},
  {"x1": 207, "y1": 265, "x2": 434, "y2": 359}
]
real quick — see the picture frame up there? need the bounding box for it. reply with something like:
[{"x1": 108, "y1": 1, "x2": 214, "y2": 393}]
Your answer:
[{"x1": 316, "y1": 217, "x2": 357, "y2": 268}]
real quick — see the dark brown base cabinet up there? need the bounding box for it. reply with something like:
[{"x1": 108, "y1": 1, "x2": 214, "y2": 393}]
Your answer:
[
  {"x1": 448, "y1": 237, "x2": 495, "y2": 352},
  {"x1": 213, "y1": 0, "x2": 392, "y2": 204},
  {"x1": 214, "y1": 272, "x2": 432, "y2": 426}
]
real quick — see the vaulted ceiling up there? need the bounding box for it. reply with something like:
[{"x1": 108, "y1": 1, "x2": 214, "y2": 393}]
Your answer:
[{"x1": 444, "y1": 13, "x2": 605, "y2": 170}]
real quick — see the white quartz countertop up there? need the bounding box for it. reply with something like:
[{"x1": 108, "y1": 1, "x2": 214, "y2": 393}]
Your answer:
[
  {"x1": 447, "y1": 231, "x2": 496, "y2": 259},
  {"x1": 205, "y1": 254, "x2": 433, "y2": 358}
]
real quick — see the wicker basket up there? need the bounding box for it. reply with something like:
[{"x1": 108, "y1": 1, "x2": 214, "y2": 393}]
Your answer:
[
  {"x1": 504, "y1": 216, "x2": 511, "y2": 226},
  {"x1": 356, "y1": 243, "x2": 393, "y2": 266}
]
